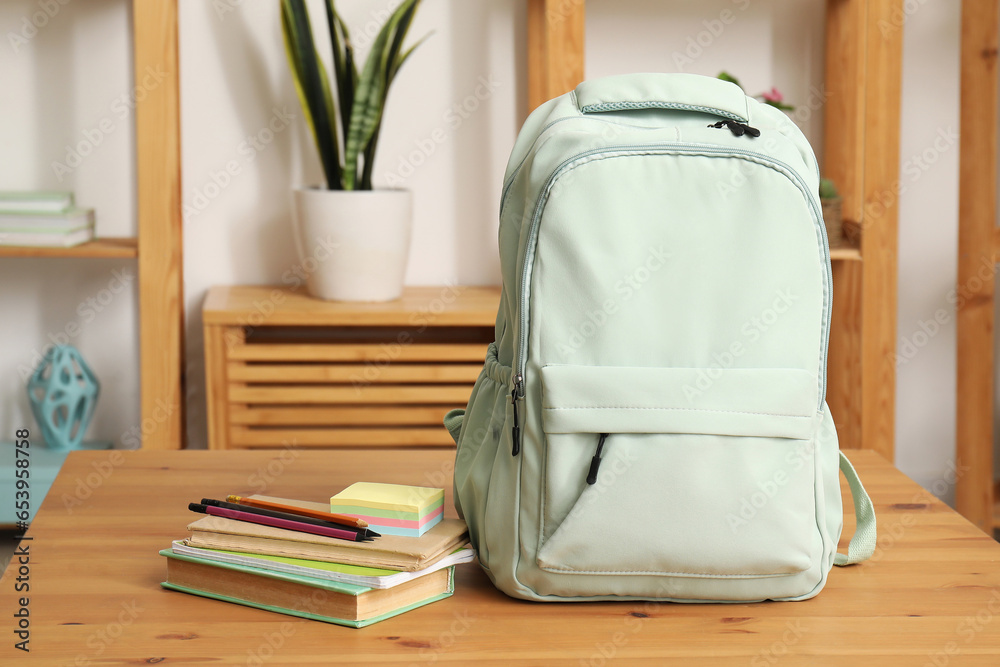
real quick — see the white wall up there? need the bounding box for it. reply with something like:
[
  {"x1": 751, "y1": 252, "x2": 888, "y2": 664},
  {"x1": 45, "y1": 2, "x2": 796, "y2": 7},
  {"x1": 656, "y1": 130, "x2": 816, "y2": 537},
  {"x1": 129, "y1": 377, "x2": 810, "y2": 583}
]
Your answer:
[
  {"x1": 0, "y1": 0, "x2": 969, "y2": 504},
  {"x1": 895, "y1": 2, "x2": 961, "y2": 502}
]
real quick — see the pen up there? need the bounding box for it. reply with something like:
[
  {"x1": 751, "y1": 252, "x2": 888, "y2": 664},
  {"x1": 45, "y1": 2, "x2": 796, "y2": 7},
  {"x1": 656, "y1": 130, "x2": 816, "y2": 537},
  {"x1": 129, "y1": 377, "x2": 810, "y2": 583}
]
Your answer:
[
  {"x1": 227, "y1": 494, "x2": 370, "y2": 529},
  {"x1": 201, "y1": 498, "x2": 380, "y2": 539},
  {"x1": 189, "y1": 503, "x2": 373, "y2": 542}
]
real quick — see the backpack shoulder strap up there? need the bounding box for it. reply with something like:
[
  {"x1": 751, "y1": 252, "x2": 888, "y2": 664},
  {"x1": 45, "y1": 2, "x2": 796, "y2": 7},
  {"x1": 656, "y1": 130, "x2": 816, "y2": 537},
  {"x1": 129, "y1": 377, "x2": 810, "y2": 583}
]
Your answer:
[{"x1": 834, "y1": 451, "x2": 877, "y2": 566}]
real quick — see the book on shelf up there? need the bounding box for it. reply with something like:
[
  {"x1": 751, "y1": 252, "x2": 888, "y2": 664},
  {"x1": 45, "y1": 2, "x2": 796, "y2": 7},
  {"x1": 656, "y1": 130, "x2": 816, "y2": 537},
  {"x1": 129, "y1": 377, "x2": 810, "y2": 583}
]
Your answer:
[
  {"x1": 0, "y1": 207, "x2": 94, "y2": 230},
  {"x1": 0, "y1": 225, "x2": 94, "y2": 248},
  {"x1": 185, "y1": 496, "x2": 469, "y2": 571},
  {"x1": 0, "y1": 191, "x2": 74, "y2": 214},
  {"x1": 160, "y1": 548, "x2": 455, "y2": 628},
  {"x1": 170, "y1": 539, "x2": 475, "y2": 589}
]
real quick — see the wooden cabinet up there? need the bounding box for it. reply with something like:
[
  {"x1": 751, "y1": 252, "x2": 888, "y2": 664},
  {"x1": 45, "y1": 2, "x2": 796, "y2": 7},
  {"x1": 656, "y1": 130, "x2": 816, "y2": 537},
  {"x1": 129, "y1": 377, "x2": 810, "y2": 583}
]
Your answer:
[{"x1": 202, "y1": 285, "x2": 499, "y2": 449}]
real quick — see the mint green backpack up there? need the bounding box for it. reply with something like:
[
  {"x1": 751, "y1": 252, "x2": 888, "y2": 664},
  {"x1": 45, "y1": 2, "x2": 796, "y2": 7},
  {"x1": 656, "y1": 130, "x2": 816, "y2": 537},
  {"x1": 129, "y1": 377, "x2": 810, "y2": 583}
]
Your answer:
[{"x1": 445, "y1": 73, "x2": 876, "y2": 602}]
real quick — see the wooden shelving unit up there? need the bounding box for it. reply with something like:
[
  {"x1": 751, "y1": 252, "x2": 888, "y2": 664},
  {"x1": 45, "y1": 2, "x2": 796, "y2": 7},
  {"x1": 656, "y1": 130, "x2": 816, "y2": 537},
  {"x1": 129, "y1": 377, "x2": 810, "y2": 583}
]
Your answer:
[
  {"x1": 0, "y1": 238, "x2": 138, "y2": 259},
  {"x1": 3, "y1": 0, "x2": 184, "y2": 449},
  {"x1": 955, "y1": 0, "x2": 999, "y2": 533},
  {"x1": 829, "y1": 238, "x2": 863, "y2": 262},
  {"x1": 526, "y1": 0, "x2": 903, "y2": 458}
]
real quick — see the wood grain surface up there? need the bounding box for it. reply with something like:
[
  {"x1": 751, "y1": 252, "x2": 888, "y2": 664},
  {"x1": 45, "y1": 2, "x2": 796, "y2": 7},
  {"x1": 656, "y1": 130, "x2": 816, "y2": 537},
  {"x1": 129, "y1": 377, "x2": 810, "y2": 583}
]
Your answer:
[{"x1": 1, "y1": 449, "x2": 999, "y2": 664}]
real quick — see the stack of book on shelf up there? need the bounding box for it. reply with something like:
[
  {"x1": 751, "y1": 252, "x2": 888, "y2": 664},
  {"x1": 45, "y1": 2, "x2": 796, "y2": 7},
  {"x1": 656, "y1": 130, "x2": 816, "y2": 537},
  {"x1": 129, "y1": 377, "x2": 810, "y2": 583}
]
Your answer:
[
  {"x1": 160, "y1": 491, "x2": 473, "y2": 628},
  {"x1": 0, "y1": 191, "x2": 95, "y2": 248}
]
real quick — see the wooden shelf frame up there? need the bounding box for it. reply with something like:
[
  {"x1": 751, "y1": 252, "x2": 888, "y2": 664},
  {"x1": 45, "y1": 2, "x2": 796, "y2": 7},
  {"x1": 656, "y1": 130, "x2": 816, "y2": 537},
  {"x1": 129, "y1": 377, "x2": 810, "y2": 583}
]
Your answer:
[
  {"x1": 0, "y1": 237, "x2": 137, "y2": 258},
  {"x1": 526, "y1": 0, "x2": 903, "y2": 458},
  {"x1": 955, "y1": 0, "x2": 999, "y2": 533},
  {"x1": 133, "y1": 0, "x2": 184, "y2": 448}
]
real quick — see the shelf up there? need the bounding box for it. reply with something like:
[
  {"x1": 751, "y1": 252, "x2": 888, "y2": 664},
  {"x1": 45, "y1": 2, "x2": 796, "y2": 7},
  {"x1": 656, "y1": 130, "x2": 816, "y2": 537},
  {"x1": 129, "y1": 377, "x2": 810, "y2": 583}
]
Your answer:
[
  {"x1": 0, "y1": 237, "x2": 137, "y2": 258},
  {"x1": 830, "y1": 237, "x2": 861, "y2": 262}
]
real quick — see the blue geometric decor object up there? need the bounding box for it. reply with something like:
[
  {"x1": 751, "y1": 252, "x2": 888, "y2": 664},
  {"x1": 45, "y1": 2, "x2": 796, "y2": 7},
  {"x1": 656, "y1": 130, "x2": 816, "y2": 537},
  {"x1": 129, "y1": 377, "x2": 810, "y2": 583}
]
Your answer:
[{"x1": 26, "y1": 345, "x2": 100, "y2": 450}]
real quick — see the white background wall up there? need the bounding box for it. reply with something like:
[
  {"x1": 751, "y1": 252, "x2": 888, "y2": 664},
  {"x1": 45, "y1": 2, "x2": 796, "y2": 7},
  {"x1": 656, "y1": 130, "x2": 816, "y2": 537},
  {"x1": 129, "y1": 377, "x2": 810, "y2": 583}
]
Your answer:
[{"x1": 0, "y1": 0, "x2": 966, "y2": 502}]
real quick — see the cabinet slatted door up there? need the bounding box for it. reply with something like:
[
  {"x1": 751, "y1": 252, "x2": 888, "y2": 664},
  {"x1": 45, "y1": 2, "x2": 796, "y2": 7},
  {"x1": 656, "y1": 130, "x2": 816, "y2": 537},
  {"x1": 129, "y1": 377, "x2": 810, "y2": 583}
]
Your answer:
[{"x1": 203, "y1": 286, "x2": 499, "y2": 449}]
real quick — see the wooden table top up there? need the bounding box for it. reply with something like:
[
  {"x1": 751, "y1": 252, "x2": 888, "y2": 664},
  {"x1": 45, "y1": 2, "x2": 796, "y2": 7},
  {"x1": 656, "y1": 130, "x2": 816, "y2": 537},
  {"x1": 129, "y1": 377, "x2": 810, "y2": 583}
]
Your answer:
[
  {"x1": 202, "y1": 285, "x2": 502, "y2": 327},
  {"x1": 2, "y1": 449, "x2": 999, "y2": 665}
]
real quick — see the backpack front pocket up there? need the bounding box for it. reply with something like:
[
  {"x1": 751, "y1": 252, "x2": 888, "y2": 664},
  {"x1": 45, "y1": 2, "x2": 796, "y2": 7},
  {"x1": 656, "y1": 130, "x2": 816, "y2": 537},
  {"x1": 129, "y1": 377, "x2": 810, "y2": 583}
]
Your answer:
[{"x1": 536, "y1": 365, "x2": 821, "y2": 579}]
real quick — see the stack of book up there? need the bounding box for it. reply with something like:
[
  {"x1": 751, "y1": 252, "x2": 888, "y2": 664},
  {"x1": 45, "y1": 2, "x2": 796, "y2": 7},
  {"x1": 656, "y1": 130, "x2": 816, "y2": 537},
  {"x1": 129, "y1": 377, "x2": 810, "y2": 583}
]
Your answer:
[
  {"x1": 161, "y1": 494, "x2": 473, "y2": 628},
  {"x1": 0, "y1": 191, "x2": 95, "y2": 247}
]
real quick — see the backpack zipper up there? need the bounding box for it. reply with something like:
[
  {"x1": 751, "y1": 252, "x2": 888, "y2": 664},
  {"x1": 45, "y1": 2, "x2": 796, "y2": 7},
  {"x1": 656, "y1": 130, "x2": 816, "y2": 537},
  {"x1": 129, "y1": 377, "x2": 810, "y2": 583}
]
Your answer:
[
  {"x1": 509, "y1": 142, "x2": 832, "y2": 456},
  {"x1": 586, "y1": 433, "x2": 610, "y2": 485},
  {"x1": 708, "y1": 120, "x2": 761, "y2": 137},
  {"x1": 510, "y1": 373, "x2": 523, "y2": 456}
]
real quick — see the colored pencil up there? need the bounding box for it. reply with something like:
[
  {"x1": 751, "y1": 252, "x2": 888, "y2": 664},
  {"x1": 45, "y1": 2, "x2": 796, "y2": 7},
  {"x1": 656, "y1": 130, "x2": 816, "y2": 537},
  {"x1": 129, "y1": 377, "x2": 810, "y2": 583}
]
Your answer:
[
  {"x1": 227, "y1": 494, "x2": 369, "y2": 529},
  {"x1": 200, "y1": 498, "x2": 380, "y2": 539},
  {"x1": 188, "y1": 503, "x2": 372, "y2": 542}
]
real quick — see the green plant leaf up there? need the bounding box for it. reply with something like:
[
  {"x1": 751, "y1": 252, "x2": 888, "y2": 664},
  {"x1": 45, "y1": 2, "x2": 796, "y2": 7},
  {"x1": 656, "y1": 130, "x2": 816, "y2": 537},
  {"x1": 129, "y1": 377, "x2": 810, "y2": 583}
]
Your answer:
[
  {"x1": 344, "y1": 0, "x2": 422, "y2": 190},
  {"x1": 394, "y1": 30, "x2": 432, "y2": 79},
  {"x1": 281, "y1": 0, "x2": 341, "y2": 189},
  {"x1": 717, "y1": 71, "x2": 742, "y2": 89},
  {"x1": 384, "y1": 0, "x2": 418, "y2": 80},
  {"x1": 325, "y1": 1, "x2": 356, "y2": 150}
]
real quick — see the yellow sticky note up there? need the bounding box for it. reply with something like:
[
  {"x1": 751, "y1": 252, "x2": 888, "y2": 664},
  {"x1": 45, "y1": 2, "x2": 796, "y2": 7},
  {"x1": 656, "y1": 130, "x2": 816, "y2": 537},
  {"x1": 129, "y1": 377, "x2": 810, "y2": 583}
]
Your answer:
[{"x1": 330, "y1": 482, "x2": 444, "y2": 514}]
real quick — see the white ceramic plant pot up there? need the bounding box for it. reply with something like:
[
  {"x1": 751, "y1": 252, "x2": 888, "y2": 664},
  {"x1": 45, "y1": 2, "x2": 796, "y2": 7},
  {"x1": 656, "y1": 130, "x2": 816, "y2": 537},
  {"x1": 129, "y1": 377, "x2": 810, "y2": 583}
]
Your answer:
[{"x1": 292, "y1": 187, "x2": 412, "y2": 302}]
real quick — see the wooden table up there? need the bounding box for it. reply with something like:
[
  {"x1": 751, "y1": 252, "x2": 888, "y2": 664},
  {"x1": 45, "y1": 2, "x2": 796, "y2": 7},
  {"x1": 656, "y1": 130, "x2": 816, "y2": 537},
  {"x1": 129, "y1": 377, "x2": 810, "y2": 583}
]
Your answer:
[{"x1": 2, "y1": 449, "x2": 999, "y2": 665}]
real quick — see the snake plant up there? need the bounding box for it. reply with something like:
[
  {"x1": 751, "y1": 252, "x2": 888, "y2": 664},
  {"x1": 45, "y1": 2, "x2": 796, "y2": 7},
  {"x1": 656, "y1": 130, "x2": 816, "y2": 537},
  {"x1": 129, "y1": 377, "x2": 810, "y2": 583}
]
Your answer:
[{"x1": 281, "y1": 0, "x2": 427, "y2": 190}]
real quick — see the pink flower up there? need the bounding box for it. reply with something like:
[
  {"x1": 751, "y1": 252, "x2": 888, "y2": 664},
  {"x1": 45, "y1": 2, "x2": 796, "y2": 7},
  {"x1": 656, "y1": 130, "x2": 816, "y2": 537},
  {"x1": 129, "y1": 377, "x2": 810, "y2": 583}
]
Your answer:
[{"x1": 761, "y1": 87, "x2": 784, "y2": 103}]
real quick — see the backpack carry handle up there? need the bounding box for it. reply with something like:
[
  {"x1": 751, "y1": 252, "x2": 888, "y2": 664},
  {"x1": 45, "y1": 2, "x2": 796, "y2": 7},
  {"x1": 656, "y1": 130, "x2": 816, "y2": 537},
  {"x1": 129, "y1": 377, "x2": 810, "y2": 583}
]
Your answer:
[{"x1": 575, "y1": 73, "x2": 750, "y2": 124}]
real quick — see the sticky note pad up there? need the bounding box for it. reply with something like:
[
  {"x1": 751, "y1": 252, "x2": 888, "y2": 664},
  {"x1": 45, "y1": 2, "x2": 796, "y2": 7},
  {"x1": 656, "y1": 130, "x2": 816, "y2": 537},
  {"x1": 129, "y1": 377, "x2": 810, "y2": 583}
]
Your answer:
[{"x1": 331, "y1": 483, "x2": 444, "y2": 537}]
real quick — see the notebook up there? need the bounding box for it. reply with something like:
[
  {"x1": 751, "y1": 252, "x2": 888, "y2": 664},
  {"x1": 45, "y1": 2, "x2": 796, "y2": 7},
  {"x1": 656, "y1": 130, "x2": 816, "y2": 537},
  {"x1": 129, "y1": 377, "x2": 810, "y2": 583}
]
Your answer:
[
  {"x1": 160, "y1": 549, "x2": 454, "y2": 628},
  {"x1": 186, "y1": 496, "x2": 468, "y2": 571},
  {"x1": 170, "y1": 540, "x2": 475, "y2": 589}
]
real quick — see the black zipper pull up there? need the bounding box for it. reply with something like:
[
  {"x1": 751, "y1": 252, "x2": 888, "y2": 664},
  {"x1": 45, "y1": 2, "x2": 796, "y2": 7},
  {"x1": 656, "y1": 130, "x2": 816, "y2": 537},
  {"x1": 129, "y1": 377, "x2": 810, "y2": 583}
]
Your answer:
[
  {"x1": 586, "y1": 433, "x2": 609, "y2": 485},
  {"x1": 708, "y1": 120, "x2": 760, "y2": 138},
  {"x1": 510, "y1": 374, "x2": 523, "y2": 456}
]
